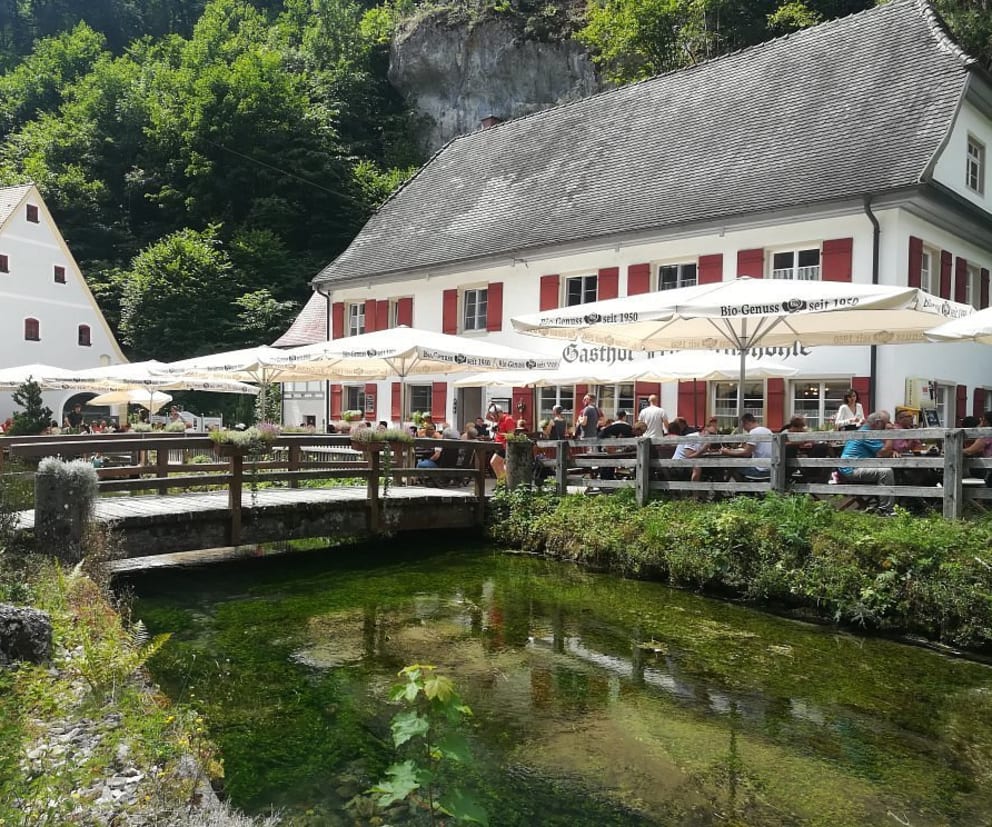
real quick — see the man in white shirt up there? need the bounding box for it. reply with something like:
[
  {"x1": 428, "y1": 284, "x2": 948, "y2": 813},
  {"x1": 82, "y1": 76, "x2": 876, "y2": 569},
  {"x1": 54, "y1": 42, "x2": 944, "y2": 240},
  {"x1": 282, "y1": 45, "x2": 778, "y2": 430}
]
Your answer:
[
  {"x1": 720, "y1": 412, "x2": 771, "y2": 480},
  {"x1": 638, "y1": 394, "x2": 669, "y2": 440}
]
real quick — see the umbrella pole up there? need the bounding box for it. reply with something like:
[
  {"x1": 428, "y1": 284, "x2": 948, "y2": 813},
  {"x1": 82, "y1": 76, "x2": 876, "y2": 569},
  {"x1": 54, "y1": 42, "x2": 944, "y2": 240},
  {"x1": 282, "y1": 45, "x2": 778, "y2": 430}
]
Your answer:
[{"x1": 737, "y1": 347, "x2": 746, "y2": 423}]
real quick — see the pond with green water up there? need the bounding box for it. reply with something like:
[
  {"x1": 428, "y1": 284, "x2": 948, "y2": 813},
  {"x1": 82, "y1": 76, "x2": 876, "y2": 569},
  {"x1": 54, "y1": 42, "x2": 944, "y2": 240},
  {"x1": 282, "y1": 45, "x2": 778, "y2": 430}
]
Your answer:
[{"x1": 130, "y1": 544, "x2": 992, "y2": 826}]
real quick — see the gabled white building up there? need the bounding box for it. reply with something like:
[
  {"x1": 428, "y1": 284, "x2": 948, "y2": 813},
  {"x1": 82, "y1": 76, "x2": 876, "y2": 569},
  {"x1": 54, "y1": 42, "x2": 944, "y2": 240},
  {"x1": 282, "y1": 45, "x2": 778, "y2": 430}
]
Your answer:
[
  {"x1": 0, "y1": 184, "x2": 126, "y2": 423},
  {"x1": 281, "y1": 0, "x2": 992, "y2": 432}
]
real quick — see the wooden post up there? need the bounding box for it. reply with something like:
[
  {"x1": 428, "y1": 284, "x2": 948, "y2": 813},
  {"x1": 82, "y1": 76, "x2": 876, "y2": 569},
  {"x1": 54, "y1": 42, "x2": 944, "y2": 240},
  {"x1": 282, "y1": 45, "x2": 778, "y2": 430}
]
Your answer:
[
  {"x1": 635, "y1": 437, "x2": 652, "y2": 507},
  {"x1": 288, "y1": 443, "x2": 301, "y2": 489},
  {"x1": 367, "y1": 449, "x2": 381, "y2": 534},
  {"x1": 229, "y1": 453, "x2": 243, "y2": 546},
  {"x1": 770, "y1": 432, "x2": 787, "y2": 494},
  {"x1": 556, "y1": 441, "x2": 568, "y2": 495},
  {"x1": 474, "y1": 446, "x2": 487, "y2": 525},
  {"x1": 943, "y1": 429, "x2": 964, "y2": 520},
  {"x1": 156, "y1": 443, "x2": 170, "y2": 495}
]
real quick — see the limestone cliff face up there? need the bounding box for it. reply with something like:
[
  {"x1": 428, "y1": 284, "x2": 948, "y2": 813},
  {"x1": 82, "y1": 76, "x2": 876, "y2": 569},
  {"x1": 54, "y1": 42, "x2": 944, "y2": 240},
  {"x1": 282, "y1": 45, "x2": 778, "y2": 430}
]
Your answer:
[{"x1": 389, "y1": 14, "x2": 600, "y2": 154}]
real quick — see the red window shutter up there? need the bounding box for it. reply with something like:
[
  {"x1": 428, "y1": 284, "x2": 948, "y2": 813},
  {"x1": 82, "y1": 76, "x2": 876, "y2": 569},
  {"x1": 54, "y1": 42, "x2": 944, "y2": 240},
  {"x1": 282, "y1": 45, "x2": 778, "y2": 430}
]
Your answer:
[
  {"x1": 442, "y1": 289, "x2": 458, "y2": 334},
  {"x1": 851, "y1": 376, "x2": 871, "y2": 414},
  {"x1": 956, "y1": 384, "x2": 968, "y2": 425},
  {"x1": 627, "y1": 263, "x2": 651, "y2": 295},
  {"x1": 698, "y1": 254, "x2": 723, "y2": 285},
  {"x1": 364, "y1": 299, "x2": 378, "y2": 333},
  {"x1": 634, "y1": 382, "x2": 661, "y2": 408},
  {"x1": 974, "y1": 387, "x2": 986, "y2": 420},
  {"x1": 981, "y1": 269, "x2": 990, "y2": 309},
  {"x1": 539, "y1": 274, "x2": 560, "y2": 311},
  {"x1": 512, "y1": 387, "x2": 533, "y2": 431},
  {"x1": 391, "y1": 382, "x2": 402, "y2": 420},
  {"x1": 737, "y1": 249, "x2": 764, "y2": 278},
  {"x1": 396, "y1": 297, "x2": 413, "y2": 327},
  {"x1": 908, "y1": 236, "x2": 923, "y2": 289},
  {"x1": 939, "y1": 251, "x2": 952, "y2": 299},
  {"x1": 487, "y1": 281, "x2": 504, "y2": 332},
  {"x1": 329, "y1": 383, "x2": 343, "y2": 419},
  {"x1": 364, "y1": 383, "x2": 377, "y2": 421},
  {"x1": 376, "y1": 300, "x2": 389, "y2": 330},
  {"x1": 598, "y1": 267, "x2": 619, "y2": 300},
  {"x1": 955, "y1": 257, "x2": 969, "y2": 304},
  {"x1": 822, "y1": 238, "x2": 853, "y2": 282},
  {"x1": 431, "y1": 381, "x2": 447, "y2": 421},
  {"x1": 766, "y1": 378, "x2": 786, "y2": 431},
  {"x1": 677, "y1": 381, "x2": 706, "y2": 425},
  {"x1": 331, "y1": 302, "x2": 345, "y2": 340},
  {"x1": 573, "y1": 384, "x2": 588, "y2": 415}
]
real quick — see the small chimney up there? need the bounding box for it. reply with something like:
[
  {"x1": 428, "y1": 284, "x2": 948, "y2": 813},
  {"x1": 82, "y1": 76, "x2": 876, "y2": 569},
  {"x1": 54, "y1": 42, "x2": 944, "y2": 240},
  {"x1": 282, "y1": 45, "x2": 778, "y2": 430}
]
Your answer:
[{"x1": 481, "y1": 115, "x2": 503, "y2": 129}]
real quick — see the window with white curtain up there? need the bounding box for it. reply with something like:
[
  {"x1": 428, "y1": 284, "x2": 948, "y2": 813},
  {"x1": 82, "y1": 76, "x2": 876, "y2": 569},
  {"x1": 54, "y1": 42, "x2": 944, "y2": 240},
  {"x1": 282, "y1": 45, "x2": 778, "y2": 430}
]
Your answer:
[
  {"x1": 771, "y1": 248, "x2": 820, "y2": 280},
  {"x1": 348, "y1": 303, "x2": 365, "y2": 337}
]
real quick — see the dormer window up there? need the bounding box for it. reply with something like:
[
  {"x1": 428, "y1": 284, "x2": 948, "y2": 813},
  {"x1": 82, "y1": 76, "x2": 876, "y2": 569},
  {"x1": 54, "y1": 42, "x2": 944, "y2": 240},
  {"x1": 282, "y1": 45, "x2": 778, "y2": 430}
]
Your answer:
[
  {"x1": 967, "y1": 135, "x2": 986, "y2": 195},
  {"x1": 26, "y1": 204, "x2": 39, "y2": 223},
  {"x1": 54, "y1": 265, "x2": 66, "y2": 283}
]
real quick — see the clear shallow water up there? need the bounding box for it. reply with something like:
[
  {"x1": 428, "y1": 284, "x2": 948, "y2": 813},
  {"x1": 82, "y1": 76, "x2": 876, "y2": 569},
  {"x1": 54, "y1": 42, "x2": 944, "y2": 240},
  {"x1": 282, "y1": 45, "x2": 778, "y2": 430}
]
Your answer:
[{"x1": 130, "y1": 544, "x2": 992, "y2": 826}]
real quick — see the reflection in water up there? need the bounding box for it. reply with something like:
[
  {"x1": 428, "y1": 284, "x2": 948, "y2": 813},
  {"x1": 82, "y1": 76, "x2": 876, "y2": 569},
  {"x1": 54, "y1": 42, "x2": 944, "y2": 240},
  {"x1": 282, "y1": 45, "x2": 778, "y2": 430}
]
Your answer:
[{"x1": 131, "y1": 549, "x2": 992, "y2": 826}]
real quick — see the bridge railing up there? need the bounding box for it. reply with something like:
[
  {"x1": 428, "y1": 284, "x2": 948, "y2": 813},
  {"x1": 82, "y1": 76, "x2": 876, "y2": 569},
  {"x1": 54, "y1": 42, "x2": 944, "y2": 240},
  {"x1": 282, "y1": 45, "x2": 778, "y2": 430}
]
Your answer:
[{"x1": 535, "y1": 427, "x2": 992, "y2": 518}]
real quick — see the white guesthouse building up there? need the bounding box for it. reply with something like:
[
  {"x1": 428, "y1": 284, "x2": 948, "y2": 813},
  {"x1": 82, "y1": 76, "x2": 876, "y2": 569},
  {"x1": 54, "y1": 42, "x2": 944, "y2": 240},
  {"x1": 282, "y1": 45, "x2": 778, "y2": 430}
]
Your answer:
[
  {"x1": 0, "y1": 184, "x2": 126, "y2": 423},
  {"x1": 279, "y1": 0, "x2": 992, "y2": 433}
]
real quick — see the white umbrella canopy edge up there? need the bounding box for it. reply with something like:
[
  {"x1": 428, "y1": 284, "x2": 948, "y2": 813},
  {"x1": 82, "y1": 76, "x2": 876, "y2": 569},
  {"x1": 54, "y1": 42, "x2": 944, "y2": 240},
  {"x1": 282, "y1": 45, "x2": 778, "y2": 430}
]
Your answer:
[
  {"x1": 926, "y1": 306, "x2": 992, "y2": 345},
  {"x1": 68, "y1": 360, "x2": 260, "y2": 394},
  {"x1": 88, "y1": 389, "x2": 173, "y2": 412},
  {"x1": 0, "y1": 363, "x2": 98, "y2": 390}
]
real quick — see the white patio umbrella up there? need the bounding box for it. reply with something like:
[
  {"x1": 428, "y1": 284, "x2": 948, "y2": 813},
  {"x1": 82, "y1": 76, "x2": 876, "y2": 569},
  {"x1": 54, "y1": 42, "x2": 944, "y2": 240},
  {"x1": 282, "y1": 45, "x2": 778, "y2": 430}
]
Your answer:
[
  {"x1": 0, "y1": 363, "x2": 99, "y2": 390},
  {"x1": 88, "y1": 389, "x2": 173, "y2": 413},
  {"x1": 69, "y1": 360, "x2": 260, "y2": 395},
  {"x1": 926, "y1": 305, "x2": 992, "y2": 345},
  {"x1": 512, "y1": 277, "x2": 973, "y2": 418},
  {"x1": 272, "y1": 326, "x2": 559, "y2": 418}
]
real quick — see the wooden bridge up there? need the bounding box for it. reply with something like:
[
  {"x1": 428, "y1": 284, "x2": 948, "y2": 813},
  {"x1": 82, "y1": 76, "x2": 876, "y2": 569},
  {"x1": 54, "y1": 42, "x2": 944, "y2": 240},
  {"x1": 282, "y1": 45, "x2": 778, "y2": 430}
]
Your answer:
[{"x1": 2, "y1": 434, "x2": 496, "y2": 556}]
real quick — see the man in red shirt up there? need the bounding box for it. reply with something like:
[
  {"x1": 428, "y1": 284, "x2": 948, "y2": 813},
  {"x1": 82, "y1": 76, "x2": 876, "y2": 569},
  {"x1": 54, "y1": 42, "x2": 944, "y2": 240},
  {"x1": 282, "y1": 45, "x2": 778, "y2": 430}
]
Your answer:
[{"x1": 488, "y1": 405, "x2": 517, "y2": 480}]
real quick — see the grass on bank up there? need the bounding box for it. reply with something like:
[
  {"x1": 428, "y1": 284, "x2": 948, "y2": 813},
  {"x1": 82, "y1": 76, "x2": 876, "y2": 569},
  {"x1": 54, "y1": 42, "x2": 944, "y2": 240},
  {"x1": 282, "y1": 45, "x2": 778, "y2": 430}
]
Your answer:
[{"x1": 488, "y1": 487, "x2": 992, "y2": 651}]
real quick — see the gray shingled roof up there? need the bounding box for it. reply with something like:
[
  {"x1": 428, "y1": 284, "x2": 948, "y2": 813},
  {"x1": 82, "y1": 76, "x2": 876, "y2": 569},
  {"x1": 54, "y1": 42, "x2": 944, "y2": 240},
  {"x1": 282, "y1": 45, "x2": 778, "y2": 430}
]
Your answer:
[
  {"x1": 272, "y1": 291, "x2": 327, "y2": 346},
  {"x1": 0, "y1": 185, "x2": 32, "y2": 230},
  {"x1": 315, "y1": 0, "x2": 972, "y2": 286}
]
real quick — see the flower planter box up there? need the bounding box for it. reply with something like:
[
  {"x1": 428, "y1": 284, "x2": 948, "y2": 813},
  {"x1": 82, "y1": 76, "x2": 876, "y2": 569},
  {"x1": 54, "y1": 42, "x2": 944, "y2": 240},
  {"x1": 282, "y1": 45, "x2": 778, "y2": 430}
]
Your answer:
[{"x1": 214, "y1": 443, "x2": 249, "y2": 458}]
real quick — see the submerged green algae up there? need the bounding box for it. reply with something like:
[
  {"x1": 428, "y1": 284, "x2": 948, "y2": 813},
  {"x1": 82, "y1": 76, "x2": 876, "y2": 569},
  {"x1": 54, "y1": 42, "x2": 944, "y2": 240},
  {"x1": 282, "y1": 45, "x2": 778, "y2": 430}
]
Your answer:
[{"x1": 130, "y1": 545, "x2": 992, "y2": 825}]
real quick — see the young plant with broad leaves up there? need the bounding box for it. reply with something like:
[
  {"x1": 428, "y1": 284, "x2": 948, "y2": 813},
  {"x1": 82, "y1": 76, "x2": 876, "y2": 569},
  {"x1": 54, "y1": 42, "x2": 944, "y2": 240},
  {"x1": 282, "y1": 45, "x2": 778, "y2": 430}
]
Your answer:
[{"x1": 371, "y1": 664, "x2": 488, "y2": 825}]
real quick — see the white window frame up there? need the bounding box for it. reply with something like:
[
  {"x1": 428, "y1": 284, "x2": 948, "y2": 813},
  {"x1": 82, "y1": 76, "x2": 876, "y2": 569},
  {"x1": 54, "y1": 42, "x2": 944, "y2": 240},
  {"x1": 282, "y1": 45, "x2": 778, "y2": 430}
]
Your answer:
[
  {"x1": 538, "y1": 386, "x2": 575, "y2": 423},
  {"x1": 593, "y1": 383, "x2": 635, "y2": 419},
  {"x1": 407, "y1": 384, "x2": 432, "y2": 418},
  {"x1": 792, "y1": 380, "x2": 850, "y2": 430},
  {"x1": 712, "y1": 381, "x2": 765, "y2": 430},
  {"x1": 344, "y1": 385, "x2": 366, "y2": 413},
  {"x1": 967, "y1": 134, "x2": 986, "y2": 195},
  {"x1": 658, "y1": 262, "x2": 697, "y2": 291},
  {"x1": 966, "y1": 264, "x2": 980, "y2": 308},
  {"x1": 564, "y1": 274, "x2": 599, "y2": 307},
  {"x1": 932, "y1": 383, "x2": 952, "y2": 428},
  {"x1": 388, "y1": 300, "x2": 400, "y2": 329},
  {"x1": 920, "y1": 245, "x2": 939, "y2": 294},
  {"x1": 347, "y1": 303, "x2": 365, "y2": 337},
  {"x1": 462, "y1": 286, "x2": 488, "y2": 331},
  {"x1": 770, "y1": 247, "x2": 821, "y2": 281}
]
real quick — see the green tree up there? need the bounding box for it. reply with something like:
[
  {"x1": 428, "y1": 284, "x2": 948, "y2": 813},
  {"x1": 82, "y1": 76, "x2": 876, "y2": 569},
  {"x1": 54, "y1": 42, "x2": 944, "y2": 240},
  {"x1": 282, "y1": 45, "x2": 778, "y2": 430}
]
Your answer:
[
  {"x1": 8, "y1": 379, "x2": 53, "y2": 436},
  {"x1": 935, "y1": 0, "x2": 992, "y2": 69}
]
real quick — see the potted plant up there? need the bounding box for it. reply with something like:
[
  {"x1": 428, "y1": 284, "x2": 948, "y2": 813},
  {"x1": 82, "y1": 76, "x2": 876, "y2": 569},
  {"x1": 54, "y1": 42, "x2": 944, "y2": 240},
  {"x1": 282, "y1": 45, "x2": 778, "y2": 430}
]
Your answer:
[
  {"x1": 342, "y1": 409, "x2": 365, "y2": 423},
  {"x1": 350, "y1": 426, "x2": 384, "y2": 453},
  {"x1": 209, "y1": 425, "x2": 279, "y2": 457}
]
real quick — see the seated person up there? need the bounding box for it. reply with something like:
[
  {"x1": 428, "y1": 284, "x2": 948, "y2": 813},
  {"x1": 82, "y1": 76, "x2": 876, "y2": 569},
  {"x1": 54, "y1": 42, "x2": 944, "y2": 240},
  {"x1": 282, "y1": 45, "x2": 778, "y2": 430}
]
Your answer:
[
  {"x1": 836, "y1": 410, "x2": 896, "y2": 515},
  {"x1": 474, "y1": 416, "x2": 490, "y2": 439},
  {"x1": 891, "y1": 410, "x2": 924, "y2": 455},
  {"x1": 416, "y1": 423, "x2": 441, "y2": 467},
  {"x1": 673, "y1": 417, "x2": 719, "y2": 482},
  {"x1": 963, "y1": 411, "x2": 992, "y2": 470},
  {"x1": 720, "y1": 412, "x2": 772, "y2": 480},
  {"x1": 598, "y1": 410, "x2": 634, "y2": 480}
]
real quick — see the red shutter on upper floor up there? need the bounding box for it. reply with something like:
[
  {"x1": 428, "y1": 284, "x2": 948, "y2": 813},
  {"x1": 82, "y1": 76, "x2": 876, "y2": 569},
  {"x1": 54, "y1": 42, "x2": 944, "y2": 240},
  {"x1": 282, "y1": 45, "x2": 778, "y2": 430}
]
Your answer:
[
  {"x1": 512, "y1": 387, "x2": 533, "y2": 431},
  {"x1": 331, "y1": 302, "x2": 345, "y2": 340},
  {"x1": 634, "y1": 382, "x2": 660, "y2": 408},
  {"x1": 821, "y1": 238, "x2": 853, "y2": 282},
  {"x1": 677, "y1": 381, "x2": 706, "y2": 425},
  {"x1": 851, "y1": 376, "x2": 871, "y2": 414},
  {"x1": 955, "y1": 257, "x2": 969, "y2": 304},
  {"x1": 737, "y1": 249, "x2": 764, "y2": 278},
  {"x1": 540, "y1": 275, "x2": 560, "y2": 311},
  {"x1": 431, "y1": 382, "x2": 447, "y2": 421},
  {"x1": 940, "y1": 251, "x2": 952, "y2": 299},
  {"x1": 974, "y1": 387, "x2": 986, "y2": 420},
  {"x1": 376, "y1": 300, "x2": 389, "y2": 330},
  {"x1": 956, "y1": 385, "x2": 968, "y2": 426},
  {"x1": 487, "y1": 281, "x2": 504, "y2": 332},
  {"x1": 364, "y1": 383, "x2": 377, "y2": 421},
  {"x1": 981, "y1": 269, "x2": 990, "y2": 309},
  {"x1": 397, "y1": 297, "x2": 413, "y2": 327},
  {"x1": 598, "y1": 267, "x2": 619, "y2": 300},
  {"x1": 765, "y1": 378, "x2": 786, "y2": 431},
  {"x1": 392, "y1": 382, "x2": 402, "y2": 420},
  {"x1": 329, "y1": 383, "x2": 343, "y2": 419},
  {"x1": 908, "y1": 236, "x2": 923, "y2": 289},
  {"x1": 442, "y1": 289, "x2": 458, "y2": 334},
  {"x1": 627, "y1": 263, "x2": 651, "y2": 295},
  {"x1": 364, "y1": 299, "x2": 378, "y2": 333},
  {"x1": 698, "y1": 254, "x2": 723, "y2": 284}
]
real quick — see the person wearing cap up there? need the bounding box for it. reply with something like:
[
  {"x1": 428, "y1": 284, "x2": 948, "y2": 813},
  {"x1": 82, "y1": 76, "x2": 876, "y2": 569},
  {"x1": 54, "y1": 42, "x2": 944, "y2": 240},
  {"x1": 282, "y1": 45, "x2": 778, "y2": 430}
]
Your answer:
[{"x1": 544, "y1": 405, "x2": 568, "y2": 441}]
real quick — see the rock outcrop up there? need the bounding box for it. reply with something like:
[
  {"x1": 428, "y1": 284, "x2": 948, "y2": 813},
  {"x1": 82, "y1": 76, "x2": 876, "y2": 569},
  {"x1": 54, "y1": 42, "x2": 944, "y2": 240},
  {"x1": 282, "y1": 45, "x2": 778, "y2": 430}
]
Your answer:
[
  {"x1": 0, "y1": 603, "x2": 53, "y2": 665},
  {"x1": 389, "y1": 14, "x2": 600, "y2": 153}
]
